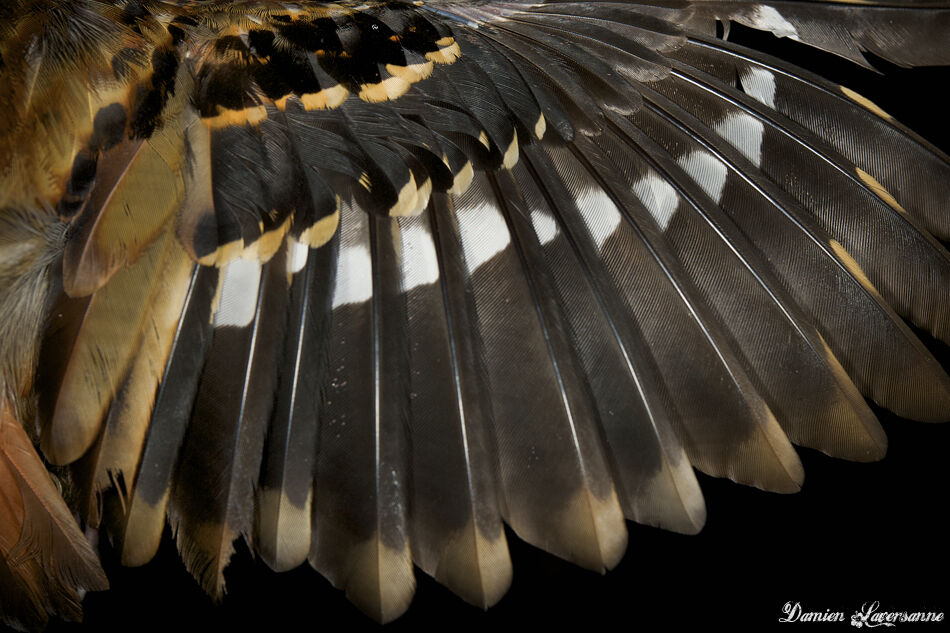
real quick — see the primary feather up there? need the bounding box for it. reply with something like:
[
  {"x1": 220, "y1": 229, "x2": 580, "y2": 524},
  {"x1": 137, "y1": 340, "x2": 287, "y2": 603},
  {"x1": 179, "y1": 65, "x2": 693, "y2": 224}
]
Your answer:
[{"x1": 0, "y1": 0, "x2": 948, "y2": 628}]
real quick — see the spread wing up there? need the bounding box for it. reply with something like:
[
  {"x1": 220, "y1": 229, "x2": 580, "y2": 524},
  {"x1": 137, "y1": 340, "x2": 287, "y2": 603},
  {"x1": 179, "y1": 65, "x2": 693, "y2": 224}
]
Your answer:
[{"x1": 1, "y1": 0, "x2": 948, "y2": 628}]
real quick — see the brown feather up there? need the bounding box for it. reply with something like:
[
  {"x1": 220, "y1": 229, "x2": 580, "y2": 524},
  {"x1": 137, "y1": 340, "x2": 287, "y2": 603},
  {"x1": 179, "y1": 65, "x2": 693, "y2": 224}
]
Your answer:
[
  {"x1": 0, "y1": 396, "x2": 108, "y2": 630},
  {"x1": 61, "y1": 69, "x2": 194, "y2": 297},
  {"x1": 71, "y1": 227, "x2": 196, "y2": 525},
  {"x1": 39, "y1": 225, "x2": 188, "y2": 466},
  {"x1": 0, "y1": 2, "x2": 155, "y2": 210}
]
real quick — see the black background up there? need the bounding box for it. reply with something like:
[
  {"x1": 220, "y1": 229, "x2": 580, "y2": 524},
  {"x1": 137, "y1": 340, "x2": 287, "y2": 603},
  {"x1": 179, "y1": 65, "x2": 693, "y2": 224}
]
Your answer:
[{"x1": 29, "y1": 22, "x2": 950, "y2": 633}]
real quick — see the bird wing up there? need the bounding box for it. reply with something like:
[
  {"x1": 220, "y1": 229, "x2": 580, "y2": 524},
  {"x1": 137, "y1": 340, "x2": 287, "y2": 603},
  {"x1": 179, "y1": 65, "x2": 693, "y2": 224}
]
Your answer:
[{"x1": 1, "y1": 0, "x2": 948, "y2": 628}]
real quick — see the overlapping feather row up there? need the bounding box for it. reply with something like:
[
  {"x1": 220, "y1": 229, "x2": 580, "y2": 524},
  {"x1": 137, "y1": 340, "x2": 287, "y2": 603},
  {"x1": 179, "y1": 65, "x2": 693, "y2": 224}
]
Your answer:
[{"x1": 1, "y1": 0, "x2": 949, "y2": 628}]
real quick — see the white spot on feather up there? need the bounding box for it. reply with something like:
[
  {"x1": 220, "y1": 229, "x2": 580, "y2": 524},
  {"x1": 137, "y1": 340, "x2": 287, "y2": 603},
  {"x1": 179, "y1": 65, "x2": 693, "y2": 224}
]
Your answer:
[
  {"x1": 333, "y1": 244, "x2": 373, "y2": 307},
  {"x1": 632, "y1": 173, "x2": 679, "y2": 231},
  {"x1": 740, "y1": 66, "x2": 777, "y2": 109},
  {"x1": 748, "y1": 5, "x2": 799, "y2": 40},
  {"x1": 400, "y1": 218, "x2": 440, "y2": 290},
  {"x1": 287, "y1": 239, "x2": 309, "y2": 275},
  {"x1": 531, "y1": 208, "x2": 559, "y2": 245},
  {"x1": 456, "y1": 200, "x2": 511, "y2": 272},
  {"x1": 576, "y1": 188, "x2": 621, "y2": 249},
  {"x1": 677, "y1": 150, "x2": 729, "y2": 203},
  {"x1": 215, "y1": 258, "x2": 262, "y2": 328},
  {"x1": 715, "y1": 112, "x2": 765, "y2": 167}
]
